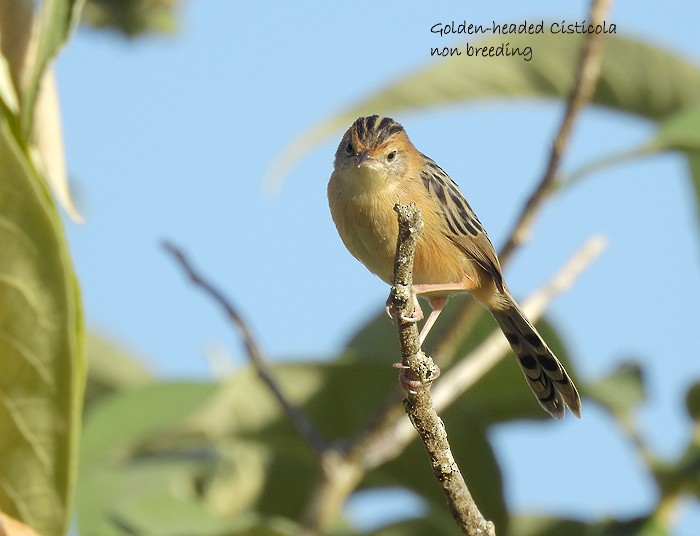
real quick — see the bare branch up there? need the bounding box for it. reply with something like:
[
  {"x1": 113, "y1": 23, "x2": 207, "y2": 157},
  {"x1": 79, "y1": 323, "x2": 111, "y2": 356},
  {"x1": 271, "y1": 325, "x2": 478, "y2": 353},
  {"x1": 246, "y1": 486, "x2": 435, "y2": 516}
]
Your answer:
[
  {"x1": 389, "y1": 203, "x2": 495, "y2": 536},
  {"x1": 162, "y1": 241, "x2": 326, "y2": 454},
  {"x1": 499, "y1": 0, "x2": 613, "y2": 262}
]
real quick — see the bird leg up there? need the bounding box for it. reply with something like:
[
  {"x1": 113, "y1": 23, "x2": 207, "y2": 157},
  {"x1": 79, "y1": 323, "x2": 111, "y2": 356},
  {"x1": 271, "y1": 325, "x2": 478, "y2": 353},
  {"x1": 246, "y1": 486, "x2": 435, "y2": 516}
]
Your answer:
[
  {"x1": 412, "y1": 282, "x2": 470, "y2": 345},
  {"x1": 386, "y1": 282, "x2": 469, "y2": 341},
  {"x1": 418, "y1": 296, "x2": 448, "y2": 345}
]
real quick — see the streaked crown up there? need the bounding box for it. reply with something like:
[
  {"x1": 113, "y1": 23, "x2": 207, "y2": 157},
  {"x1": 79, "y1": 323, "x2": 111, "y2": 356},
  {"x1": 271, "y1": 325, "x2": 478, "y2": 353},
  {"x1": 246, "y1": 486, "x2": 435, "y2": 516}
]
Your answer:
[{"x1": 349, "y1": 115, "x2": 404, "y2": 151}]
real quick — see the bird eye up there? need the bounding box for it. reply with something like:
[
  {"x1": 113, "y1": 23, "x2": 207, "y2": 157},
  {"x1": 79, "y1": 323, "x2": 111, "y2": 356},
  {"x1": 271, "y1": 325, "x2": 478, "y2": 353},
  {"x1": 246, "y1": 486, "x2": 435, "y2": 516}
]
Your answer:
[
  {"x1": 386, "y1": 150, "x2": 397, "y2": 162},
  {"x1": 345, "y1": 141, "x2": 354, "y2": 155}
]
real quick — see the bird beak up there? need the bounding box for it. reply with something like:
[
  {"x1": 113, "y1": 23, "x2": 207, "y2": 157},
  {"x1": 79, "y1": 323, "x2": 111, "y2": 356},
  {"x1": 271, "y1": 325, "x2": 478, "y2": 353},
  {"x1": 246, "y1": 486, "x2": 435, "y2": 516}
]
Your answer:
[{"x1": 356, "y1": 151, "x2": 372, "y2": 168}]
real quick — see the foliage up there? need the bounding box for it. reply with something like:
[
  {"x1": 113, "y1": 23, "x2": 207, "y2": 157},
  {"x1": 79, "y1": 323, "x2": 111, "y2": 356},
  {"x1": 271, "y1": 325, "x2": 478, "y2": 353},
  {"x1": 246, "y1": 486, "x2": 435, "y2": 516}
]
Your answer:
[
  {"x1": 0, "y1": 1, "x2": 85, "y2": 535},
  {"x1": 81, "y1": 0, "x2": 179, "y2": 37},
  {"x1": 2, "y1": 2, "x2": 700, "y2": 534}
]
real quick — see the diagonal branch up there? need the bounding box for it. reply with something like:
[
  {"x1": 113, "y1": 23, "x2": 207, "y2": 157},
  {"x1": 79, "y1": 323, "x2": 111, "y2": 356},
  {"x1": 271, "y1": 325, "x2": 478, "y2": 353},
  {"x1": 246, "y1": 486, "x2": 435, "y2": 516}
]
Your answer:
[
  {"x1": 389, "y1": 203, "x2": 495, "y2": 536},
  {"x1": 499, "y1": 0, "x2": 612, "y2": 262},
  {"x1": 162, "y1": 241, "x2": 326, "y2": 454}
]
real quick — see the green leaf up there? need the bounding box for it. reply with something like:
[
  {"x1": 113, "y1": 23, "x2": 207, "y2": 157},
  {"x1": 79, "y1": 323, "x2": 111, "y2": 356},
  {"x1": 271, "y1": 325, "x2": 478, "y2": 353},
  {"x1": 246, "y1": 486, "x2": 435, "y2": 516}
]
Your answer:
[
  {"x1": 584, "y1": 361, "x2": 646, "y2": 419},
  {"x1": 341, "y1": 309, "x2": 401, "y2": 363},
  {"x1": 20, "y1": 0, "x2": 85, "y2": 134},
  {"x1": 76, "y1": 457, "x2": 215, "y2": 535},
  {"x1": 81, "y1": 0, "x2": 179, "y2": 37},
  {"x1": 0, "y1": 109, "x2": 84, "y2": 534},
  {"x1": 597, "y1": 516, "x2": 669, "y2": 536},
  {"x1": 0, "y1": 54, "x2": 19, "y2": 114},
  {"x1": 84, "y1": 331, "x2": 153, "y2": 408},
  {"x1": 111, "y1": 494, "x2": 242, "y2": 536},
  {"x1": 510, "y1": 515, "x2": 589, "y2": 536},
  {"x1": 686, "y1": 381, "x2": 700, "y2": 422},
  {"x1": 652, "y1": 104, "x2": 700, "y2": 151},
  {"x1": 367, "y1": 515, "x2": 459, "y2": 536},
  {"x1": 383, "y1": 418, "x2": 508, "y2": 532},
  {"x1": 512, "y1": 514, "x2": 670, "y2": 536},
  {"x1": 80, "y1": 381, "x2": 219, "y2": 466},
  {"x1": 267, "y1": 33, "x2": 700, "y2": 190},
  {"x1": 684, "y1": 150, "x2": 700, "y2": 226}
]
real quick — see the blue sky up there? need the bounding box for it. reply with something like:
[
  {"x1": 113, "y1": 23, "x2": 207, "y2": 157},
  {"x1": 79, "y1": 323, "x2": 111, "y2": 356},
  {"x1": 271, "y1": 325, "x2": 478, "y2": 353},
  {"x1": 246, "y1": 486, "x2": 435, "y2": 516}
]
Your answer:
[{"x1": 56, "y1": 1, "x2": 699, "y2": 532}]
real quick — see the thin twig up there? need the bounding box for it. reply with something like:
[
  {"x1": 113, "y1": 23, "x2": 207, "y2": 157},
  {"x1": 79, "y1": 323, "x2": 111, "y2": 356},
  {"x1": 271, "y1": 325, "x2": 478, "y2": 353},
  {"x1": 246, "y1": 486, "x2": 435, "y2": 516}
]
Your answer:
[
  {"x1": 499, "y1": 0, "x2": 612, "y2": 262},
  {"x1": 390, "y1": 203, "x2": 495, "y2": 536},
  {"x1": 359, "y1": 235, "x2": 606, "y2": 469},
  {"x1": 162, "y1": 241, "x2": 326, "y2": 454}
]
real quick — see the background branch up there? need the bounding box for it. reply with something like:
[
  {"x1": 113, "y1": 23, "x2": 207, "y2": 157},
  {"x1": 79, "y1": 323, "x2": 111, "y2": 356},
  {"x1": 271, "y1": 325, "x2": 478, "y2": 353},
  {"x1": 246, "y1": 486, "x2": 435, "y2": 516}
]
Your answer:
[
  {"x1": 432, "y1": 0, "x2": 613, "y2": 361},
  {"x1": 162, "y1": 241, "x2": 326, "y2": 454},
  {"x1": 499, "y1": 0, "x2": 612, "y2": 261}
]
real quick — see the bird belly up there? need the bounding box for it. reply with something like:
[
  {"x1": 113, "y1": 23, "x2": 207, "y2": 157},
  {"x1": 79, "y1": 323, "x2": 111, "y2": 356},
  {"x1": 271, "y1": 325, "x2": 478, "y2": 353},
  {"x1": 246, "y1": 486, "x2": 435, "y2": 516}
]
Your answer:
[
  {"x1": 329, "y1": 190, "x2": 399, "y2": 284},
  {"x1": 329, "y1": 179, "x2": 480, "y2": 294}
]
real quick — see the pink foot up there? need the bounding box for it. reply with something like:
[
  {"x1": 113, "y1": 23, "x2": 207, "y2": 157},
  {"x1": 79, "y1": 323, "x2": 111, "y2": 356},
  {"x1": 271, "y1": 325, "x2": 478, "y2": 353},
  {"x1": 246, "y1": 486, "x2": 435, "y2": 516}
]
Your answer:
[
  {"x1": 385, "y1": 292, "x2": 424, "y2": 323},
  {"x1": 393, "y1": 362, "x2": 441, "y2": 394}
]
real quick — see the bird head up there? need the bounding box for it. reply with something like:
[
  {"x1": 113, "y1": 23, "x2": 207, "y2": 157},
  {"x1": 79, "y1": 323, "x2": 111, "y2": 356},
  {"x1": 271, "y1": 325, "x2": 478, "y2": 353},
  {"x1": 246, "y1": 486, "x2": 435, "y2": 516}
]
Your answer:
[{"x1": 333, "y1": 115, "x2": 413, "y2": 185}]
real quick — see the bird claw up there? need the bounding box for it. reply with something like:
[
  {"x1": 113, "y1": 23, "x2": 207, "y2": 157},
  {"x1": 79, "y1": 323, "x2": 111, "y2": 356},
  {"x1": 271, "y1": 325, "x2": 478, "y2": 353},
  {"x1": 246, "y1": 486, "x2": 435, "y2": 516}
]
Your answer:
[
  {"x1": 385, "y1": 291, "x2": 424, "y2": 322},
  {"x1": 393, "y1": 362, "x2": 441, "y2": 394}
]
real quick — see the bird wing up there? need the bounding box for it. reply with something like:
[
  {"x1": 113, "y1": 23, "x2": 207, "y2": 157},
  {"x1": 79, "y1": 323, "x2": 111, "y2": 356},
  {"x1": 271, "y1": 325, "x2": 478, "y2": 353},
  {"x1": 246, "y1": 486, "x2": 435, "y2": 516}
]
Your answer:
[{"x1": 419, "y1": 155, "x2": 505, "y2": 292}]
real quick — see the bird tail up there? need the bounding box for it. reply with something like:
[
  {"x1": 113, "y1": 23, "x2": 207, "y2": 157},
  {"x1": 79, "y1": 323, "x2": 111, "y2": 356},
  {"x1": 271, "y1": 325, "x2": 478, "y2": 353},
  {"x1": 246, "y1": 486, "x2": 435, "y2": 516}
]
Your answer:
[{"x1": 490, "y1": 297, "x2": 581, "y2": 419}]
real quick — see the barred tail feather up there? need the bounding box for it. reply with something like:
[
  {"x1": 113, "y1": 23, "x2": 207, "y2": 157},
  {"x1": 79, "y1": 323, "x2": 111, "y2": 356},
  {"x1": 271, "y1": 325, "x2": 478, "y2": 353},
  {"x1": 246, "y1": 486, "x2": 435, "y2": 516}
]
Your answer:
[{"x1": 490, "y1": 299, "x2": 581, "y2": 419}]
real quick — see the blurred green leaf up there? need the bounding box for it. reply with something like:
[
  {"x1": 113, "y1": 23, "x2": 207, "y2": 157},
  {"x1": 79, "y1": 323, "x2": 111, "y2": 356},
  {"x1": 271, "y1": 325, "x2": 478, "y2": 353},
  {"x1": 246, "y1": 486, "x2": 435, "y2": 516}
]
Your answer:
[
  {"x1": 512, "y1": 514, "x2": 670, "y2": 536},
  {"x1": 77, "y1": 456, "x2": 214, "y2": 535},
  {"x1": 510, "y1": 515, "x2": 589, "y2": 536},
  {"x1": 584, "y1": 361, "x2": 646, "y2": 419},
  {"x1": 112, "y1": 494, "x2": 244, "y2": 536},
  {"x1": 596, "y1": 516, "x2": 669, "y2": 536},
  {"x1": 372, "y1": 416, "x2": 508, "y2": 534},
  {"x1": 684, "y1": 151, "x2": 700, "y2": 226},
  {"x1": 652, "y1": 381, "x2": 700, "y2": 500},
  {"x1": 367, "y1": 514, "x2": 458, "y2": 536},
  {"x1": 81, "y1": 381, "x2": 219, "y2": 465},
  {"x1": 653, "y1": 104, "x2": 700, "y2": 151},
  {"x1": 268, "y1": 33, "x2": 700, "y2": 191},
  {"x1": 84, "y1": 331, "x2": 153, "y2": 408},
  {"x1": 564, "y1": 103, "x2": 700, "y2": 225},
  {"x1": 0, "y1": 53, "x2": 19, "y2": 113},
  {"x1": 686, "y1": 381, "x2": 700, "y2": 422},
  {"x1": 200, "y1": 440, "x2": 271, "y2": 519},
  {"x1": 205, "y1": 362, "x2": 396, "y2": 444},
  {"x1": 0, "y1": 99, "x2": 84, "y2": 535},
  {"x1": 82, "y1": 0, "x2": 179, "y2": 37},
  {"x1": 341, "y1": 309, "x2": 401, "y2": 363},
  {"x1": 208, "y1": 363, "x2": 396, "y2": 519}
]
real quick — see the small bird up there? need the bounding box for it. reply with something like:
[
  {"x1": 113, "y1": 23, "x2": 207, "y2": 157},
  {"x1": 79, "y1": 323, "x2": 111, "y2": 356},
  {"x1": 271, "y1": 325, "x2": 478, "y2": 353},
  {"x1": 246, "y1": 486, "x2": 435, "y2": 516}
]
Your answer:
[{"x1": 327, "y1": 115, "x2": 581, "y2": 419}]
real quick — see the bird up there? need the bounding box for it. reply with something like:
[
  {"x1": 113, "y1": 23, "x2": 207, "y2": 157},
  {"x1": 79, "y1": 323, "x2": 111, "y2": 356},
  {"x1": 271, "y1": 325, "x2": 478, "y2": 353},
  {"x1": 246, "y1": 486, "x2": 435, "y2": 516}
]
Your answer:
[{"x1": 327, "y1": 114, "x2": 581, "y2": 419}]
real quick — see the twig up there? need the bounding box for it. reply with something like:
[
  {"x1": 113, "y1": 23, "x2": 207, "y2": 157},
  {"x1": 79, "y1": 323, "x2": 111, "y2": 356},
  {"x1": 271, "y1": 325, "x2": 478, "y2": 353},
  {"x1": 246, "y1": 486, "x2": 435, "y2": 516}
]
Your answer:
[
  {"x1": 162, "y1": 241, "x2": 326, "y2": 454},
  {"x1": 359, "y1": 235, "x2": 606, "y2": 469},
  {"x1": 390, "y1": 203, "x2": 495, "y2": 536},
  {"x1": 499, "y1": 0, "x2": 612, "y2": 262}
]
